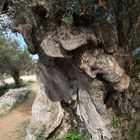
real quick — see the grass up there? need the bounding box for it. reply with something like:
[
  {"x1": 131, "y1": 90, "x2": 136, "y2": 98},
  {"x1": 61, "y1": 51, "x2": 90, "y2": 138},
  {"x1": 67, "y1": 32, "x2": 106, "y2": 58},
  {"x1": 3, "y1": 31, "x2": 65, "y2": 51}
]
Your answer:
[
  {"x1": 36, "y1": 134, "x2": 46, "y2": 140},
  {"x1": 36, "y1": 128, "x2": 46, "y2": 140},
  {"x1": 17, "y1": 125, "x2": 90, "y2": 140},
  {"x1": 61, "y1": 129, "x2": 90, "y2": 140},
  {"x1": 21, "y1": 81, "x2": 32, "y2": 89},
  {"x1": 111, "y1": 115, "x2": 120, "y2": 128},
  {"x1": 35, "y1": 129, "x2": 90, "y2": 140},
  {"x1": 16, "y1": 120, "x2": 30, "y2": 140}
]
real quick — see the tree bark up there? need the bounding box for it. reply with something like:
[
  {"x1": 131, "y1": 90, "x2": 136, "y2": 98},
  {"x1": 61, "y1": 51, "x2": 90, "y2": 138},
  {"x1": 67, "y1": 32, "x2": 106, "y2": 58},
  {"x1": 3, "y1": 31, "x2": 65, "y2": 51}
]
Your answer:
[
  {"x1": 10, "y1": 3, "x2": 130, "y2": 140},
  {"x1": 0, "y1": 73, "x2": 5, "y2": 86},
  {"x1": 11, "y1": 70, "x2": 21, "y2": 87}
]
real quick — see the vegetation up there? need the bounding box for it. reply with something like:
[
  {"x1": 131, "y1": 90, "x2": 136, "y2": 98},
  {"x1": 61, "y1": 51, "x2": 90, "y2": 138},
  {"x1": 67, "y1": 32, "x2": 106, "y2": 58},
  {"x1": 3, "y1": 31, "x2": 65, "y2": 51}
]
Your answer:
[
  {"x1": 0, "y1": 0, "x2": 139, "y2": 140},
  {"x1": 0, "y1": 37, "x2": 34, "y2": 87},
  {"x1": 61, "y1": 130, "x2": 90, "y2": 140},
  {"x1": 36, "y1": 129, "x2": 90, "y2": 140},
  {"x1": 111, "y1": 116, "x2": 120, "y2": 128},
  {"x1": 36, "y1": 128, "x2": 46, "y2": 140},
  {"x1": 36, "y1": 134, "x2": 46, "y2": 140},
  {"x1": 0, "y1": 0, "x2": 117, "y2": 26}
]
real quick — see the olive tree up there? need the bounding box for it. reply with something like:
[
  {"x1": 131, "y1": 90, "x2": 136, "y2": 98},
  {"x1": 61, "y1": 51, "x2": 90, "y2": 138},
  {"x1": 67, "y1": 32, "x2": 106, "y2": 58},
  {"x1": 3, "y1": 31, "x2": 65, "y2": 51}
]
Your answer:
[
  {"x1": 0, "y1": 37, "x2": 34, "y2": 87},
  {"x1": 0, "y1": 0, "x2": 139, "y2": 139}
]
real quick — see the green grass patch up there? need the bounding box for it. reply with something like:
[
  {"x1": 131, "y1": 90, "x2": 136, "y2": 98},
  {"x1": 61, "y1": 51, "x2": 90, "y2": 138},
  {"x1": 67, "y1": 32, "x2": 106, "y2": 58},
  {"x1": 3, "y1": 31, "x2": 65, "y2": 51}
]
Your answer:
[
  {"x1": 111, "y1": 115, "x2": 120, "y2": 128},
  {"x1": 36, "y1": 128, "x2": 46, "y2": 140},
  {"x1": 21, "y1": 81, "x2": 32, "y2": 88},
  {"x1": 26, "y1": 128, "x2": 90, "y2": 140},
  {"x1": 60, "y1": 129, "x2": 90, "y2": 140}
]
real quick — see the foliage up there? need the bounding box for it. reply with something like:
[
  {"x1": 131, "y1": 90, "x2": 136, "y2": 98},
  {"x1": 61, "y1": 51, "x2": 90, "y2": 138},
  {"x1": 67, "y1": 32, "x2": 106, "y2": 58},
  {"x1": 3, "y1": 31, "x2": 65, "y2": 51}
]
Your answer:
[
  {"x1": 111, "y1": 0, "x2": 140, "y2": 49},
  {"x1": 111, "y1": 115, "x2": 120, "y2": 128},
  {"x1": 0, "y1": 37, "x2": 34, "y2": 87},
  {"x1": 0, "y1": 0, "x2": 109, "y2": 26},
  {"x1": 36, "y1": 129, "x2": 46, "y2": 140},
  {"x1": 61, "y1": 129, "x2": 90, "y2": 140},
  {"x1": 36, "y1": 134, "x2": 46, "y2": 140},
  {"x1": 61, "y1": 13, "x2": 73, "y2": 25}
]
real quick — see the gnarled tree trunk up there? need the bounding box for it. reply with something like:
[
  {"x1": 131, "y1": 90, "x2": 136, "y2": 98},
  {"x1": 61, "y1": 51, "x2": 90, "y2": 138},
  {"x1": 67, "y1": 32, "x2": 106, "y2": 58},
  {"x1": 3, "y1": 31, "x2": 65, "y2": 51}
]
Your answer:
[
  {"x1": 11, "y1": 70, "x2": 21, "y2": 88},
  {"x1": 10, "y1": 2, "x2": 130, "y2": 140}
]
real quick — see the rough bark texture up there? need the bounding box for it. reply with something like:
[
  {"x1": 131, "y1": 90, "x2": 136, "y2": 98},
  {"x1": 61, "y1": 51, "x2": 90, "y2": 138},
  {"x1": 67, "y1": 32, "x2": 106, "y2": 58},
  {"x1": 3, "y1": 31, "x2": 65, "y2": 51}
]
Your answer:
[{"x1": 10, "y1": 4, "x2": 130, "y2": 140}]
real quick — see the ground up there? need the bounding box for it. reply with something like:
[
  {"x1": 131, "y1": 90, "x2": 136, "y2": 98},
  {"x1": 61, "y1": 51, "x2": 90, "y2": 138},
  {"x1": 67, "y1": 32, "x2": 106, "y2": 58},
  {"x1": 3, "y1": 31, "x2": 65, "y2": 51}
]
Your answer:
[
  {"x1": 0, "y1": 76, "x2": 37, "y2": 140},
  {"x1": 0, "y1": 75, "x2": 36, "y2": 86}
]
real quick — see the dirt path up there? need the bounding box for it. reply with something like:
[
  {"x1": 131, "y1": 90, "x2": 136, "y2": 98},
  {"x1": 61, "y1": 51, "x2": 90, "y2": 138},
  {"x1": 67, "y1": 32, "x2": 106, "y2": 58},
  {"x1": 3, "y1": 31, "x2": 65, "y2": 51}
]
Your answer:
[
  {"x1": 0, "y1": 75, "x2": 36, "y2": 86},
  {"x1": 0, "y1": 82, "x2": 37, "y2": 140}
]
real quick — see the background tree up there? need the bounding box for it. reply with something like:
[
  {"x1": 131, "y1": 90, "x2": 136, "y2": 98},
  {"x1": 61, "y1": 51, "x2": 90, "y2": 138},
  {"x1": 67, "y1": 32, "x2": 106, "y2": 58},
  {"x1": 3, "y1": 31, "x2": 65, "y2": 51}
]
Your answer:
[{"x1": 0, "y1": 37, "x2": 34, "y2": 87}]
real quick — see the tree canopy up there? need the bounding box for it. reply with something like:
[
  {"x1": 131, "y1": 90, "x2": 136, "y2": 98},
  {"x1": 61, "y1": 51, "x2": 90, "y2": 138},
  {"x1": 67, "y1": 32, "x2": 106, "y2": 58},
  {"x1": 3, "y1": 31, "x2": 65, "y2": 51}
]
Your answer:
[
  {"x1": 0, "y1": 0, "x2": 139, "y2": 49},
  {"x1": 0, "y1": 37, "x2": 34, "y2": 87}
]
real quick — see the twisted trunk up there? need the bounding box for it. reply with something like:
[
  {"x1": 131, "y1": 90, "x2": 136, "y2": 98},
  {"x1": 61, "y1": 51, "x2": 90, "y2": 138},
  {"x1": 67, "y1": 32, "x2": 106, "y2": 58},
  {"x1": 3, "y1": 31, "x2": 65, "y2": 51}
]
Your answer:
[
  {"x1": 11, "y1": 70, "x2": 21, "y2": 88},
  {"x1": 9, "y1": 3, "x2": 130, "y2": 140}
]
